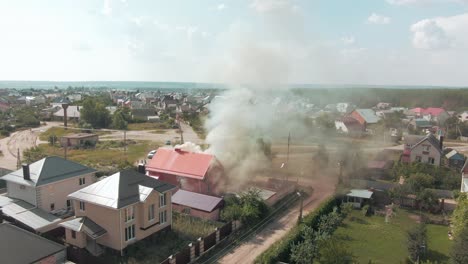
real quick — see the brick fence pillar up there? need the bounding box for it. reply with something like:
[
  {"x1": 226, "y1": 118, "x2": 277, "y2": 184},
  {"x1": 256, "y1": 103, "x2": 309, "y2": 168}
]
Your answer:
[
  {"x1": 168, "y1": 255, "x2": 176, "y2": 264},
  {"x1": 215, "y1": 227, "x2": 220, "y2": 244},
  {"x1": 189, "y1": 243, "x2": 195, "y2": 263},
  {"x1": 198, "y1": 237, "x2": 204, "y2": 255}
]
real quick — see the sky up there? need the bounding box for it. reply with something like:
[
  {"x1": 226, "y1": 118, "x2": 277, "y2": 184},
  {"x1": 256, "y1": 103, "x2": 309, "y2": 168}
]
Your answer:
[{"x1": 0, "y1": 0, "x2": 467, "y2": 86}]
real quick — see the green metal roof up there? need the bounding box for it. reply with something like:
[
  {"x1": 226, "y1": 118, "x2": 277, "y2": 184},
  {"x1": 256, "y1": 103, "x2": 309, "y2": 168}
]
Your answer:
[{"x1": 0, "y1": 156, "x2": 96, "y2": 187}]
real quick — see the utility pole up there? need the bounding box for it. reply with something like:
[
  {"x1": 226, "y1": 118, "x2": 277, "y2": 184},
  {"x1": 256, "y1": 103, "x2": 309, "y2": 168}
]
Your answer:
[
  {"x1": 297, "y1": 191, "x2": 303, "y2": 224},
  {"x1": 123, "y1": 130, "x2": 127, "y2": 153},
  {"x1": 16, "y1": 148, "x2": 21, "y2": 169}
]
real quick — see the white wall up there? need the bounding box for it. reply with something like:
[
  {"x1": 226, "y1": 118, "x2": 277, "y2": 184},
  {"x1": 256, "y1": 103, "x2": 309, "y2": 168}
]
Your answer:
[{"x1": 7, "y1": 182, "x2": 36, "y2": 206}]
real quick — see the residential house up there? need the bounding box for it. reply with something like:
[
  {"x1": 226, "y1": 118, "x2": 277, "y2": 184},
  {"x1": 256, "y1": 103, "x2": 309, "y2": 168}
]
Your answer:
[
  {"x1": 146, "y1": 148, "x2": 226, "y2": 196},
  {"x1": 0, "y1": 223, "x2": 67, "y2": 264},
  {"x1": 131, "y1": 108, "x2": 156, "y2": 121},
  {"x1": 51, "y1": 97, "x2": 72, "y2": 107},
  {"x1": 402, "y1": 134, "x2": 443, "y2": 166},
  {"x1": 0, "y1": 157, "x2": 96, "y2": 232},
  {"x1": 171, "y1": 189, "x2": 224, "y2": 221},
  {"x1": 375, "y1": 102, "x2": 392, "y2": 110},
  {"x1": 445, "y1": 149, "x2": 465, "y2": 170},
  {"x1": 409, "y1": 107, "x2": 450, "y2": 125},
  {"x1": 60, "y1": 133, "x2": 98, "y2": 148},
  {"x1": 60, "y1": 170, "x2": 176, "y2": 256},
  {"x1": 160, "y1": 96, "x2": 179, "y2": 111},
  {"x1": 409, "y1": 118, "x2": 433, "y2": 131},
  {"x1": 334, "y1": 116, "x2": 365, "y2": 137},
  {"x1": 349, "y1": 109, "x2": 381, "y2": 127},
  {"x1": 53, "y1": 105, "x2": 81, "y2": 121}
]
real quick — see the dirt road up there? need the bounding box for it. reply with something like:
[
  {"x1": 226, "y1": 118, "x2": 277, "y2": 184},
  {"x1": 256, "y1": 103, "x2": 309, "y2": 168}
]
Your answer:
[
  {"x1": 0, "y1": 122, "x2": 60, "y2": 170},
  {"x1": 218, "y1": 174, "x2": 336, "y2": 264}
]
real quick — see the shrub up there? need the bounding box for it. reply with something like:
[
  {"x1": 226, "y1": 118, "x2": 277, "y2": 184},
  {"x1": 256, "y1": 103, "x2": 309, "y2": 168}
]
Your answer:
[
  {"x1": 362, "y1": 205, "x2": 370, "y2": 216},
  {"x1": 0, "y1": 130, "x2": 10, "y2": 137}
]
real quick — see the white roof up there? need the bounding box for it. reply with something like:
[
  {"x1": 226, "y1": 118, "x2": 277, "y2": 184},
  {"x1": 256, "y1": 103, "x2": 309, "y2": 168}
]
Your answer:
[
  {"x1": 346, "y1": 189, "x2": 374, "y2": 199},
  {"x1": 0, "y1": 195, "x2": 61, "y2": 232}
]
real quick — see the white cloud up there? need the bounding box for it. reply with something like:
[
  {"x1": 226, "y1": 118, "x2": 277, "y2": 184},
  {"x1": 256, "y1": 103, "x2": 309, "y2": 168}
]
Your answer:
[
  {"x1": 249, "y1": 0, "x2": 298, "y2": 13},
  {"x1": 341, "y1": 36, "x2": 355, "y2": 45},
  {"x1": 367, "y1": 13, "x2": 391, "y2": 24},
  {"x1": 410, "y1": 13, "x2": 468, "y2": 49},
  {"x1": 387, "y1": 0, "x2": 468, "y2": 6},
  {"x1": 101, "y1": 0, "x2": 112, "y2": 16},
  {"x1": 217, "y1": 4, "x2": 227, "y2": 10}
]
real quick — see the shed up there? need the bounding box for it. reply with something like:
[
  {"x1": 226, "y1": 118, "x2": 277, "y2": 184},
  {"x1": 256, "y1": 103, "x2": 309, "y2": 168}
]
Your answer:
[
  {"x1": 345, "y1": 189, "x2": 374, "y2": 208},
  {"x1": 60, "y1": 133, "x2": 98, "y2": 148},
  {"x1": 172, "y1": 189, "x2": 223, "y2": 221}
]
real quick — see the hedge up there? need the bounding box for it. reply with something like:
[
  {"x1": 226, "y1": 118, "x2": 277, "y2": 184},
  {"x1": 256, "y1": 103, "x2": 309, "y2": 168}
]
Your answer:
[{"x1": 255, "y1": 196, "x2": 340, "y2": 264}]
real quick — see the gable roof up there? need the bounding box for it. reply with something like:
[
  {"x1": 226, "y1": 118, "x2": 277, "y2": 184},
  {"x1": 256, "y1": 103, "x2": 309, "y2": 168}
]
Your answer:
[
  {"x1": 354, "y1": 109, "x2": 380, "y2": 124},
  {"x1": 412, "y1": 134, "x2": 442, "y2": 153},
  {"x1": 146, "y1": 148, "x2": 214, "y2": 180},
  {"x1": 0, "y1": 223, "x2": 65, "y2": 264},
  {"x1": 68, "y1": 169, "x2": 175, "y2": 209},
  {"x1": 414, "y1": 119, "x2": 432, "y2": 128},
  {"x1": 172, "y1": 189, "x2": 223, "y2": 212},
  {"x1": 411, "y1": 107, "x2": 446, "y2": 117},
  {"x1": 404, "y1": 135, "x2": 426, "y2": 146},
  {"x1": 0, "y1": 156, "x2": 96, "y2": 187},
  {"x1": 446, "y1": 150, "x2": 465, "y2": 160}
]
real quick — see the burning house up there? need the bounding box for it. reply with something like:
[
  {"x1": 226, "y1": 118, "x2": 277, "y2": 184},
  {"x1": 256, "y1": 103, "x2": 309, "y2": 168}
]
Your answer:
[{"x1": 145, "y1": 148, "x2": 225, "y2": 196}]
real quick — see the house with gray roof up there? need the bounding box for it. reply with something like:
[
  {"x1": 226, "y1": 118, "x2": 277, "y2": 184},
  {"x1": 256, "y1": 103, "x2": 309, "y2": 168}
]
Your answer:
[
  {"x1": 0, "y1": 223, "x2": 67, "y2": 264},
  {"x1": 0, "y1": 156, "x2": 96, "y2": 232},
  {"x1": 350, "y1": 109, "x2": 381, "y2": 127},
  {"x1": 61, "y1": 169, "x2": 176, "y2": 256},
  {"x1": 402, "y1": 134, "x2": 443, "y2": 166}
]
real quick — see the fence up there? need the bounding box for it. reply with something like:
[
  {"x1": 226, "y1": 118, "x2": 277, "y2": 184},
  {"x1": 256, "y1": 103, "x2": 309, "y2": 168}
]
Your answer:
[{"x1": 161, "y1": 220, "x2": 239, "y2": 264}]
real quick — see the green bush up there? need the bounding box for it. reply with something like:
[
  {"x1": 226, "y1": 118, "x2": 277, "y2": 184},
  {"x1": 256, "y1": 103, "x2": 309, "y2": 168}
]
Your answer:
[
  {"x1": 0, "y1": 130, "x2": 10, "y2": 137},
  {"x1": 255, "y1": 196, "x2": 340, "y2": 264},
  {"x1": 362, "y1": 205, "x2": 370, "y2": 216}
]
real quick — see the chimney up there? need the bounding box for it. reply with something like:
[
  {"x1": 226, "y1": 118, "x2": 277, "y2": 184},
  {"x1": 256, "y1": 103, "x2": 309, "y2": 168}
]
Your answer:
[
  {"x1": 439, "y1": 136, "x2": 444, "y2": 150},
  {"x1": 22, "y1": 164, "x2": 30, "y2": 181},
  {"x1": 138, "y1": 164, "x2": 146, "y2": 174}
]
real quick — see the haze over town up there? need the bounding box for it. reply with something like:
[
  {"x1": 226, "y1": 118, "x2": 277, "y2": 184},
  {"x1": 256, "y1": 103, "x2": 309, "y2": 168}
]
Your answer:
[{"x1": 1, "y1": 1, "x2": 468, "y2": 264}]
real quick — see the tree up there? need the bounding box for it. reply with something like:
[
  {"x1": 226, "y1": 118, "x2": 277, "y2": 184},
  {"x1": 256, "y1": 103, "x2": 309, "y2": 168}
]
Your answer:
[
  {"x1": 112, "y1": 109, "x2": 128, "y2": 130},
  {"x1": 221, "y1": 189, "x2": 269, "y2": 226},
  {"x1": 407, "y1": 173, "x2": 435, "y2": 193},
  {"x1": 416, "y1": 189, "x2": 439, "y2": 212},
  {"x1": 291, "y1": 240, "x2": 316, "y2": 264},
  {"x1": 450, "y1": 227, "x2": 468, "y2": 264},
  {"x1": 407, "y1": 224, "x2": 427, "y2": 262},
  {"x1": 23, "y1": 146, "x2": 47, "y2": 163},
  {"x1": 80, "y1": 98, "x2": 111, "y2": 128},
  {"x1": 452, "y1": 193, "x2": 468, "y2": 237}
]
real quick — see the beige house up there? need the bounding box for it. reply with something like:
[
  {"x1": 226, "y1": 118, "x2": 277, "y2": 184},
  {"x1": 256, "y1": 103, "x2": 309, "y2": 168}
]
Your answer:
[
  {"x1": 60, "y1": 133, "x2": 98, "y2": 148},
  {"x1": 402, "y1": 134, "x2": 443, "y2": 166},
  {"x1": 0, "y1": 156, "x2": 96, "y2": 232},
  {"x1": 60, "y1": 169, "x2": 176, "y2": 256}
]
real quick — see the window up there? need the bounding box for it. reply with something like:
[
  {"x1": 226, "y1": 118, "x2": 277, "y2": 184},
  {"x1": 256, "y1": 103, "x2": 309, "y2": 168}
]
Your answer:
[
  {"x1": 428, "y1": 157, "x2": 435, "y2": 164},
  {"x1": 50, "y1": 203, "x2": 55, "y2": 211},
  {"x1": 125, "y1": 206, "x2": 135, "y2": 222},
  {"x1": 125, "y1": 225, "x2": 136, "y2": 241},
  {"x1": 415, "y1": 156, "x2": 422, "y2": 162},
  {"x1": 159, "y1": 193, "x2": 166, "y2": 207},
  {"x1": 71, "y1": 230, "x2": 76, "y2": 239},
  {"x1": 66, "y1": 200, "x2": 71, "y2": 209},
  {"x1": 423, "y1": 145, "x2": 430, "y2": 151},
  {"x1": 148, "y1": 204, "x2": 155, "y2": 221},
  {"x1": 159, "y1": 210, "x2": 167, "y2": 224},
  {"x1": 79, "y1": 177, "x2": 86, "y2": 186},
  {"x1": 79, "y1": 201, "x2": 85, "y2": 211}
]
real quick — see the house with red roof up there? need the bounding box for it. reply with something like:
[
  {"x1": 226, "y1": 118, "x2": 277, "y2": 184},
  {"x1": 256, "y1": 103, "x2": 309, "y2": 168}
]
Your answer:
[
  {"x1": 145, "y1": 148, "x2": 225, "y2": 196},
  {"x1": 409, "y1": 107, "x2": 449, "y2": 125}
]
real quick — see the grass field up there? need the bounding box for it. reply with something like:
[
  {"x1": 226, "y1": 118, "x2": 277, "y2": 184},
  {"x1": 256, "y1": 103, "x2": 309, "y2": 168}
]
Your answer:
[
  {"x1": 172, "y1": 212, "x2": 224, "y2": 240},
  {"x1": 39, "y1": 127, "x2": 111, "y2": 141},
  {"x1": 35, "y1": 140, "x2": 155, "y2": 171},
  {"x1": 333, "y1": 209, "x2": 452, "y2": 263},
  {"x1": 127, "y1": 122, "x2": 172, "y2": 130}
]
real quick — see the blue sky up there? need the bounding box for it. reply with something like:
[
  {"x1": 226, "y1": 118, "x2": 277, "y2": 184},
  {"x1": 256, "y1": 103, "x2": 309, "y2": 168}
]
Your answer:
[{"x1": 0, "y1": 0, "x2": 467, "y2": 86}]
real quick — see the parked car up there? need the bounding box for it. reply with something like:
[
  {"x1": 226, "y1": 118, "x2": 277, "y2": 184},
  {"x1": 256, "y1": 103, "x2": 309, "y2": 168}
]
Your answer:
[{"x1": 147, "y1": 150, "x2": 157, "y2": 159}]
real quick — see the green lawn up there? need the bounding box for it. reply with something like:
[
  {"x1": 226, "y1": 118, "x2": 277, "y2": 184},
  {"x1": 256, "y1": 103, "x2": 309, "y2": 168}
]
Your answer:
[
  {"x1": 172, "y1": 212, "x2": 224, "y2": 240},
  {"x1": 39, "y1": 127, "x2": 110, "y2": 141},
  {"x1": 127, "y1": 122, "x2": 172, "y2": 130},
  {"x1": 333, "y1": 209, "x2": 452, "y2": 263}
]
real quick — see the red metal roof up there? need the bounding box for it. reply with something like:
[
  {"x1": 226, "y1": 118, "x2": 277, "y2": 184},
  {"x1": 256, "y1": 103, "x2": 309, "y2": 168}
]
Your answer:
[
  {"x1": 146, "y1": 148, "x2": 214, "y2": 180},
  {"x1": 410, "y1": 107, "x2": 446, "y2": 116}
]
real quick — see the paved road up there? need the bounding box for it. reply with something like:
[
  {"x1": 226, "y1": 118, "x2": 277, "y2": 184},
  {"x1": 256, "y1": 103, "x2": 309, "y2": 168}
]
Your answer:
[{"x1": 218, "y1": 174, "x2": 337, "y2": 264}]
